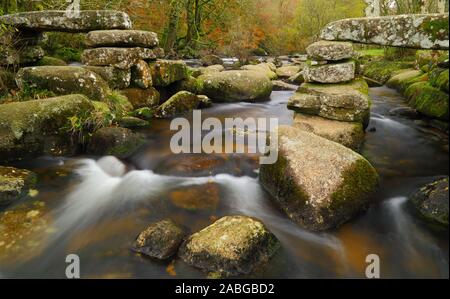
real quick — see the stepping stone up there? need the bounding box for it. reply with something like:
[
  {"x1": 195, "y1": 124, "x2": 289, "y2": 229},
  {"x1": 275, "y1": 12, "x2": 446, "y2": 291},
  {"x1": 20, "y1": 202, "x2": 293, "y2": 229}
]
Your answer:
[
  {"x1": 306, "y1": 41, "x2": 354, "y2": 61},
  {"x1": 288, "y1": 79, "x2": 371, "y2": 126},
  {"x1": 0, "y1": 10, "x2": 132, "y2": 33},
  {"x1": 85, "y1": 30, "x2": 159, "y2": 48},
  {"x1": 260, "y1": 125, "x2": 379, "y2": 231},
  {"x1": 81, "y1": 47, "x2": 156, "y2": 69},
  {"x1": 303, "y1": 61, "x2": 355, "y2": 83}
]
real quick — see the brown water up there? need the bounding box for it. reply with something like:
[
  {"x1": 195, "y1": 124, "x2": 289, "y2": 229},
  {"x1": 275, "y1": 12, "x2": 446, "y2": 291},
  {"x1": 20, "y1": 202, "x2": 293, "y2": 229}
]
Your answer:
[{"x1": 0, "y1": 87, "x2": 448, "y2": 279}]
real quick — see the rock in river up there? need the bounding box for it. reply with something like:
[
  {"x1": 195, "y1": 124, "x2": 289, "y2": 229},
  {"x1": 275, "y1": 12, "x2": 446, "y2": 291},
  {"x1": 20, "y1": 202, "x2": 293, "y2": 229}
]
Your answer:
[
  {"x1": 84, "y1": 66, "x2": 131, "y2": 90},
  {"x1": 85, "y1": 30, "x2": 159, "y2": 48},
  {"x1": 86, "y1": 127, "x2": 144, "y2": 158},
  {"x1": 15, "y1": 66, "x2": 110, "y2": 101},
  {"x1": 121, "y1": 87, "x2": 160, "y2": 109},
  {"x1": 155, "y1": 91, "x2": 200, "y2": 118},
  {"x1": 0, "y1": 95, "x2": 94, "y2": 162},
  {"x1": 0, "y1": 166, "x2": 37, "y2": 207},
  {"x1": 411, "y1": 177, "x2": 449, "y2": 226},
  {"x1": 179, "y1": 215, "x2": 280, "y2": 277},
  {"x1": 260, "y1": 125, "x2": 379, "y2": 231},
  {"x1": 133, "y1": 219, "x2": 186, "y2": 260},
  {"x1": 0, "y1": 10, "x2": 132, "y2": 33},
  {"x1": 149, "y1": 60, "x2": 188, "y2": 87},
  {"x1": 198, "y1": 70, "x2": 272, "y2": 102}
]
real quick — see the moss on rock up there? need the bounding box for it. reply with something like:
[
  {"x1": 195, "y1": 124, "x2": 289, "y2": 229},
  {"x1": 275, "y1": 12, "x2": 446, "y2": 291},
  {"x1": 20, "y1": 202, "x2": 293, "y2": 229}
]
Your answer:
[
  {"x1": 363, "y1": 60, "x2": 414, "y2": 84},
  {"x1": 179, "y1": 215, "x2": 280, "y2": 277},
  {"x1": 405, "y1": 82, "x2": 449, "y2": 121},
  {"x1": 155, "y1": 91, "x2": 200, "y2": 118},
  {"x1": 0, "y1": 94, "x2": 95, "y2": 162}
]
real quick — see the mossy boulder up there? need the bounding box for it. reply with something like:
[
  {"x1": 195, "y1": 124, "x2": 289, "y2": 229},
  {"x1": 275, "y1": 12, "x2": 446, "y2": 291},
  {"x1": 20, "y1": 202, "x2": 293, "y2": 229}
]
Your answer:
[
  {"x1": 81, "y1": 47, "x2": 157, "y2": 69},
  {"x1": 83, "y1": 66, "x2": 131, "y2": 90},
  {"x1": 288, "y1": 79, "x2": 371, "y2": 126},
  {"x1": 260, "y1": 125, "x2": 379, "y2": 231},
  {"x1": 306, "y1": 41, "x2": 354, "y2": 61},
  {"x1": 15, "y1": 66, "x2": 110, "y2": 101},
  {"x1": 303, "y1": 61, "x2": 355, "y2": 83},
  {"x1": 0, "y1": 166, "x2": 37, "y2": 207},
  {"x1": 293, "y1": 113, "x2": 365, "y2": 151},
  {"x1": 117, "y1": 116, "x2": 150, "y2": 128},
  {"x1": 34, "y1": 56, "x2": 67, "y2": 66},
  {"x1": 179, "y1": 215, "x2": 280, "y2": 277},
  {"x1": 362, "y1": 60, "x2": 414, "y2": 84},
  {"x1": 132, "y1": 219, "x2": 186, "y2": 260},
  {"x1": 0, "y1": 10, "x2": 132, "y2": 33},
  {"x1": 131, "y1": 60, "x2": 153, "y2": 89},
  {"x1": 169, "y1": 75, "x2": 204, "y2": 94},
  {"x1": 429, "y1": 68, "x2": 449, "y2": 93},
  {"x1": 320, "y1": 14, "x2": 449, "y2": 50},
  {"x1": 386, "y1": 69, "x2": 424, "y2": 92},
  {"x1": 86, "y1": 127, "x2": 144, "y2": 158},
  {"x1": 0, "y1": 95, "x2": 95, "y2": 162},
  {"x1": 241, "y1": 63, "x2": 278, "y2": 80},
  {"x1": 411, "y1": 177, "x2": 449, "y2": 226},
  {"x1": 149, "y1": 60, "x2": 188, "y2": 87},
  {"x1": 198, "y1": 65, "x2": 225, "y2": 76},
  {"x1": 85, "y1": 30, "x2": 159, "y2": 48},
  {"x1": 155, "y1": 91, "x2": 200, "y2": 118},
  {"x1": 275, "y1": 65, "x2": 302, "y2": 78},
  {"x1": 128, "y1": 107, "x2": 155, "y2": 121},
  {"x1": 405, "y1": 82, "x2": 449, "y2": 121},
  {"x1": 120, "y1": 87, "x2": 160, "y2": 109},
  {"x1": 198, "y1": 70, "x2": 273, "y2": 102}
]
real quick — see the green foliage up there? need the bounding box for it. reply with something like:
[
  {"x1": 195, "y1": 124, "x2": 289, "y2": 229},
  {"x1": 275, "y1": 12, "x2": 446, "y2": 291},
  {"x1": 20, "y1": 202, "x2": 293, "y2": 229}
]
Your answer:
[
  {"x1": 53, "y1": 47, "x2": 82, "y2": 62},
  {"x1": 17, "y1": 84, "x2": 56, "y2": 101}
]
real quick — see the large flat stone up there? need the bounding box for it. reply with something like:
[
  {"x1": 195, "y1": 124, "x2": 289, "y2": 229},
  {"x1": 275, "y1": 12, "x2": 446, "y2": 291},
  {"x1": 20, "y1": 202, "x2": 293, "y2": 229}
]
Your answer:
[
  {"x1": 260, "y1": 125, "x2": 379, "y2": 231},
  {"x1": 0, "y1": 10, "x2": 132, "y2": 33},
  {"x1": 293, "y1": 113, "x2": 365, "y2": 151},
  {"x1": 81, "y1": 47, "x2": 156, "y2": 69},
  {"x1": 15, "y1": 66, "x2": 109, "y2": 101},
  {"x1": 320, "y1": 14, "x2": 449, "y2": 50},
  {"x1": 306, "y1": 41, "x2": 354, "y2": 61},
  {"x1": 303, "y1": 61, "x2": 355, "y2": 83},
  {"x1": 85, "y1": 30, "x2": 159, "y2": 48}
]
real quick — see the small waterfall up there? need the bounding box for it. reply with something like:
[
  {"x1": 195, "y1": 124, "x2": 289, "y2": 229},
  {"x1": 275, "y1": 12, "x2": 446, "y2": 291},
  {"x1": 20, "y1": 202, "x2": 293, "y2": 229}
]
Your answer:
[{"x1": 53, "y1": 156, "x2": 213, "y2": 236}]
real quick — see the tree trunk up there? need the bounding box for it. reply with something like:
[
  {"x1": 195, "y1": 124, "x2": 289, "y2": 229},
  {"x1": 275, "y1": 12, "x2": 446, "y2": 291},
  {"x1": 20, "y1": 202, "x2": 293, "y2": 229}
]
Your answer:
[{"x1": 164, "y1": 0, "x2": 184, "y2": 52}]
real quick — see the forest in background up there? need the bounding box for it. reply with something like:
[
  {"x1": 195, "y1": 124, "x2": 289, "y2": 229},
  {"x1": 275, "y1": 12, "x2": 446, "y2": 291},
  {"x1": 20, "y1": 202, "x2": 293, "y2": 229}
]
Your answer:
[{"x1": 0, "y1": 0, "x2": 448, "y2": 58}]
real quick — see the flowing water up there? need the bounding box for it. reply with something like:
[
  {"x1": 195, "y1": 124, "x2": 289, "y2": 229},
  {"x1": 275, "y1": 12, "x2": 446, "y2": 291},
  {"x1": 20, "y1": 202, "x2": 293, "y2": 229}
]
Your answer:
[{"x1": 0, "y1": 87, "x2": 448, "y2": 279}]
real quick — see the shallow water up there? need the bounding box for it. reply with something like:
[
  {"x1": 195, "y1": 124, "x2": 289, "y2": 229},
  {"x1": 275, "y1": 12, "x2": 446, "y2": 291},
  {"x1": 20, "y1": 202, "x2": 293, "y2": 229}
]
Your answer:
[{"x1": 0, "y1": 87, "x2": 448, "y2": 279}]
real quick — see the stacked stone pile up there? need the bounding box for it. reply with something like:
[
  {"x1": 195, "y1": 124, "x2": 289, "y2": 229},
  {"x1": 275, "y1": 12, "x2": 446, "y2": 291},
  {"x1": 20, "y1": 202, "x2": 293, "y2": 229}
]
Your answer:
[{"x1": 288, "y1": 40, "x2": 370, "y2": 151}]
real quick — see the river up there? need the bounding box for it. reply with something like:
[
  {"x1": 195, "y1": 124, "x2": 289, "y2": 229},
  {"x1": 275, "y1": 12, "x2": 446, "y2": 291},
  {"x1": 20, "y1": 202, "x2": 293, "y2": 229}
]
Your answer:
[{"x1": 0, "y1": 87, "x2": 448, "y2": 278}]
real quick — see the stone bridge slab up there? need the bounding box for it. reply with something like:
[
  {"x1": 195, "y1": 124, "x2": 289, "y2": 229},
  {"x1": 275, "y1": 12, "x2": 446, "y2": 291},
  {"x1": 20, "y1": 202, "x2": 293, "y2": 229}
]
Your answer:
[
  {"x1": 0, "y1": 10, "x2": 132, "y2": 33},
  {"x1": 320, "y1": 14, "x2": 449, "y2": 50}
]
